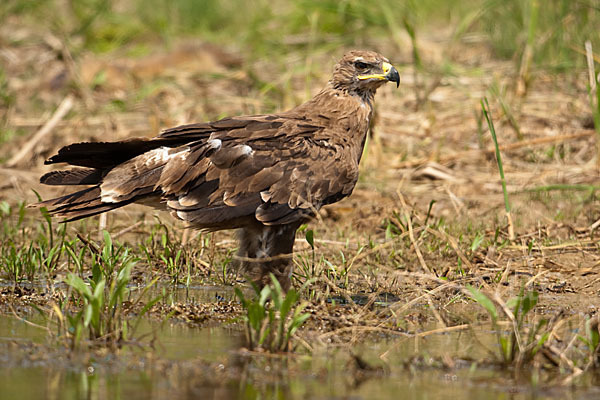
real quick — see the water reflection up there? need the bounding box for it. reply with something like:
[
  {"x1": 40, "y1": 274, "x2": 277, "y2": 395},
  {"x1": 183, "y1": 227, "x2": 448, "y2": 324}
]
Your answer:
[
  {"x1": 2, "y1": 343, "x2": 599, "y2": 400},
  {"x1": 1, "y1": 284, "x2": 600, "y2": 400}
]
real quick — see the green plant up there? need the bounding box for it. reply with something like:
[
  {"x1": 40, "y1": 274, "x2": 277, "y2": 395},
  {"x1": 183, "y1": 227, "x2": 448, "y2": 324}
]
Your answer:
[
  {"x1": 467, "y1": 285, "x2": 550, "y2": 367},
  {"x1": 488, "y1": 81, "x2": 522, "y2": 140},
  {"x1": 481, "y1": 0, "x2": 598, "y2": 71},
  {"x1": 0, "y1": 201, "x2": 68, "y2": 284},
  {"x1": 482, "y1": 97, "x2": 514, "y2": 240},
  {"x1": 577, "y1": 316, "x2": 600, "y2": 368},
  {"x1": 59, "y1": 231, "x2": 161, "y2": 349},
  {"x1": 139, "y1": 220, "x2": 189, "y2": 283},
  {"x1": 235, "y1": 275, "x2": 311, "y2": 352}
]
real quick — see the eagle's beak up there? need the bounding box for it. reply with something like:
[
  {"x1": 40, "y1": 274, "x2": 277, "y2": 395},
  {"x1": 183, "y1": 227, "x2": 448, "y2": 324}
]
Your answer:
[
  {"x1": 383, "y1": 62, "x2": 400, "y2": 88},
  {"x1": 357, "y1": 62, "x2": 400, "y2": 88}
]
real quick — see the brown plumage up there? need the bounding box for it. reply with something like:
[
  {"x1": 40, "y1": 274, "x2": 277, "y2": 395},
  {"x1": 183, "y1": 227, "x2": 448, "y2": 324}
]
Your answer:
[{"x1": 35, "y1": 50, "x2": 400, "y2": 290}]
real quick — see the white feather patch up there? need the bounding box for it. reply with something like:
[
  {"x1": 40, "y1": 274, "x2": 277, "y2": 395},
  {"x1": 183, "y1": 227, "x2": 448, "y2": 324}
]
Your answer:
[
  {"x1": 241, "y1": 145, "x2": 253, "y2": 156},
  {"x1": 260, "y1": 191, "x2": 271, "y2": 202},
  {"x1": 100, "y1": 189, "x2": 121, "y2": 203},
  {"x1": 100, "y1": 146, "x2": 188, "y2": 203},
  {"x1": 143, "y1": 146, "x2": 186, "y2": 166},
  {"x1": 207, "y1": 139, "x2": 222, "y2": 150}
]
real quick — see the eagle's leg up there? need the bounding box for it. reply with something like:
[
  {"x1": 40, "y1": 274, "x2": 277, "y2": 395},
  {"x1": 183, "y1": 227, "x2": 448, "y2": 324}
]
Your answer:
[{"x1": 236, "y1": 221, "x2": 301, "y2": 291}]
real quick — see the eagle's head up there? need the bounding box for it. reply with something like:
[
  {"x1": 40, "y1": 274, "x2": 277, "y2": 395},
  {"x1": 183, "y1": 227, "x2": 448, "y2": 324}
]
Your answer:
[{"x1": 331, "y1": 50, "x2": 400, "y2": 96}]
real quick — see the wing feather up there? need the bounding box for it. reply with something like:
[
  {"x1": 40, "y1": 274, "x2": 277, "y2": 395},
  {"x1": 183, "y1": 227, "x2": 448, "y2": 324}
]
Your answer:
[{"x1": 40, "y1": 112, "x2": 361, "y2": 230}]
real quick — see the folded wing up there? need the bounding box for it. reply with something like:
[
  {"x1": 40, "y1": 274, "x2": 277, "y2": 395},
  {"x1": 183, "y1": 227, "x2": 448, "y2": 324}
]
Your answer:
[{"x1": 38, "y1": 115, "x2": 359, "y2": 230}]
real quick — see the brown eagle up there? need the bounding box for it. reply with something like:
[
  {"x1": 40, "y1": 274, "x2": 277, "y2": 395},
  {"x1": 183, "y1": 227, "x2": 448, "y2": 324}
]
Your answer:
[{"x1": 36, "y1": 50, "x2": 399, "y2": 290}]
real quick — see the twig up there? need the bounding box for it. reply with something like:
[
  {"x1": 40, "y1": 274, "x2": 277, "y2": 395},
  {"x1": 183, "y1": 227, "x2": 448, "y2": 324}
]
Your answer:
[
  {"x1": 113, "y1": 221, "x2": 144, "y2": 239},
  {"x1": 586, "y1": 40, "x2": 597, "y2": 95},
  {"x1": 9, "y1": 304, "x2": 52, "y2": 335},
  {"x1": 505, "y1": 239, "x2": 597, "y2": 251},
  {"x1": 97, "y1": 213, "x2": 107, "y2": 241},
  {"x1": 415, "y1": 323, "x2": 470, "y2": 338},
  {"x1": 318, "y1": 325, "x2": 410, "y2": 341},
  {"x1": 388, "y1": 280, "x2": 462, "y2": 315},
  {"x1": 7, "y1": 95, "x2": 74, "y2": 167},
  {"x1": 524, "y1": 270, "x2": 547, "y2": 287},
  {"x1": 76, "y1": 233, "x2": 100, "y2": 254},
  {"x1": 424, "y1": 293, "x2": 447, "y2": 328},
  {"x1": 397, "y1": 191, "x2": 431, "y2": 274}
]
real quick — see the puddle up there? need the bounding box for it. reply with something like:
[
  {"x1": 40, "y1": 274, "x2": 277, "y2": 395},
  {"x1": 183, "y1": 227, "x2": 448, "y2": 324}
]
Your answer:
[{"x1": 1, "y1": 285, "x2": 599, "y2": 400}]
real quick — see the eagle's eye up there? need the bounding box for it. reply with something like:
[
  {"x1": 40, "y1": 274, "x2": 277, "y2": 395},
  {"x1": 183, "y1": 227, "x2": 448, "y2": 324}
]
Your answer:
[{"x1": 354, "y1": 61, "x2": 369, "y2": 70}]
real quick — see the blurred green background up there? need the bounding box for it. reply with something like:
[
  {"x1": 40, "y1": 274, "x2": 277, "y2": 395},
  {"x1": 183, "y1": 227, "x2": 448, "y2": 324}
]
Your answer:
[
  {"x1": 1, "y1": 0, "x2": 600, "y2": 150},
  {"x1": 2, "y1": 0, "x2": 598, "y2": 70}
]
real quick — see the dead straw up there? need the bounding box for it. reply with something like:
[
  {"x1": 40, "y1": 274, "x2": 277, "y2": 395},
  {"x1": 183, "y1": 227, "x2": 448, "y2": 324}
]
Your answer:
[{"x1": 7, "y1": 95, "x2": 74, "y2": 167}]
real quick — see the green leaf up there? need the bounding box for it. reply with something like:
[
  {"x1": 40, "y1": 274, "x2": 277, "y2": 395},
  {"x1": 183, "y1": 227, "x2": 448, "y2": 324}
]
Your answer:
[
  {"x1": 83, "y1": 304, "x2": 93, "y2": 328},
  {"x1": 91, "y1": 261, "x2": 102, "y2": 284},
  {"x1": 499, "y1": 336, "x2": 509, "y2": 361},
  {"x1": 65, "y1": 274, "x2": 92, "y2": 299},
  {"x1": 467, "y1": 285, "x2": 497, "y2": 321},
  {"x1": 92, "y1": 279, "x2": 105, "y2": 301},
  {"x1": 586, "y1": 317, "x2": 600, "y2": 349},
  {"x1": 234, "y1": 287, "x2": 247, "y2": 308},
  {"x1": 258, "y1": 326, "x2": 270, "y2": 346},
  {"x1": 269, "y1": 274, "x2": 283, "y2": 309},
  {"x1": 305, "y1": 229, "x2": 314, "y2": 250},
  {"x1": 109, "y1": 279, "x2": 128, "y2": 309},
  {"x1": 248, "y1": 303, "x2": 265, "y2": 330},
  {"x1": 0, "y1": 201, "x2": 10, "y2": 216},
  {"x1": 103, "y1": 230, "x2": 112, "y2": 249},
  {"x1": 258, "y1": 285, "x2": 271, "y2": 307},
  {"x1": 521, "y1": 290, "x2": 538, "y2": 315},
  {"x1": 505, "y1": 296, "x2": 520, "y2": 312},
  {"x1": 288, "y1": 305, "x2": 310, "y2": 337},
  {"x1": 532, "y1": 331, "x2": 550, "y2": 355},
  {"x1": 470, "y1": 232, "x2": 485, "y2": 252},
  {"x1": 280, "y1": 289, "x2": 299, "y2": 321},
  {"x1": 138, "y1": 295, "x2": 162, "y2": 318}
]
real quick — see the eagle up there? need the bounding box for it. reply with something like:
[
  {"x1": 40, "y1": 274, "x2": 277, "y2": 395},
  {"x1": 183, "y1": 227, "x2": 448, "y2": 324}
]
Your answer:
[{"x1": 35, "y1": 50, "x2": 400, "y2": 290}]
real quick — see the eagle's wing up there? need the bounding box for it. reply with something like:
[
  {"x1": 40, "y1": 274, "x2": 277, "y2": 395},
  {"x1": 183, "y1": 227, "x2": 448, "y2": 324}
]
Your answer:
[{"x1": 94, "y1": 115, "x2": 359, "y2": 229}]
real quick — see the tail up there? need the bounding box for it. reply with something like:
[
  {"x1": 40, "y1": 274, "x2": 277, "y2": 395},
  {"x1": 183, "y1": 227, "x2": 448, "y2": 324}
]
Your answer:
[
  {"x1": 33, "y1": 138, "x2": 168, "y2": 222},
  {"x1": 44, "y1": 138, "x2": 168, "y2": 168},
  {"x1": 34, "y1": 186, "x2": 135, "y2": 222}
]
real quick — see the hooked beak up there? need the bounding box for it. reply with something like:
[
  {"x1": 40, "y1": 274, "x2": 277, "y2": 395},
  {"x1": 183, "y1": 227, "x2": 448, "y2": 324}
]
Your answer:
[
  {"x1": 384, "y1": 62, "x2": 400, "y2": 88},
  {"x1": 357, "y1": 61, "x2": 400, "y2": 88}
]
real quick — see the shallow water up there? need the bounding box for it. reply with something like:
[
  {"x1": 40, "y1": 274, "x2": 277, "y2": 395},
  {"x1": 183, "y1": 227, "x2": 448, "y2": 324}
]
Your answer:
[{"x1": 1, "y1": 286, "x2": 599, "y2": 400}]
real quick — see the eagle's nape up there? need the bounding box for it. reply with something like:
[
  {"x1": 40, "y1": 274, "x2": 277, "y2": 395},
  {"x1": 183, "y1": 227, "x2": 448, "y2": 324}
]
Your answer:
[{"x1": 33, "y1": 50, "x2": 399, "y2": 290}]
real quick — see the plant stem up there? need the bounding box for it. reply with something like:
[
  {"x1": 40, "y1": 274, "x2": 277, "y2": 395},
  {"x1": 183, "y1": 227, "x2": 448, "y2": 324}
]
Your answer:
[{"x1": 482, "y1": 97, "x2": 514, "y2": 240}]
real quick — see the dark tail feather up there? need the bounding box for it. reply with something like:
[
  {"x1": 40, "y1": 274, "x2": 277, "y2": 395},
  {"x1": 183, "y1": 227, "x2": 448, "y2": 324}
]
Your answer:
[
  {"x1": 51, "y1": 200, "x2": 134, "y2": 222},
  {"x1": 31, "y1": 186, "x2": 133, "y2": 222},
  {"x1": 34, "y1": 186, "x2": 101, "y2": 209},
  {"x1": 36, "y1": 137, "x2": 183, "y2": 222},
  {"x1": 40, "y1": 168, "x2": 104, "y2": 185},
  {"x1": 45, "y1": 138, "x2": 174, "y2": 169}
]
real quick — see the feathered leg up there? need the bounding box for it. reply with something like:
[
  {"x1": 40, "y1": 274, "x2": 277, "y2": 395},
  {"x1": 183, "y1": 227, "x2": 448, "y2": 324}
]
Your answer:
[{"x1": 236, "y1": 221, "x2": 301, "y2": 291}]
